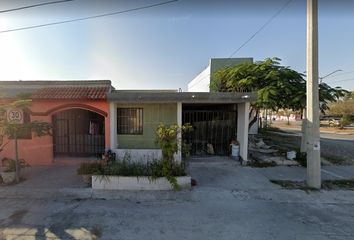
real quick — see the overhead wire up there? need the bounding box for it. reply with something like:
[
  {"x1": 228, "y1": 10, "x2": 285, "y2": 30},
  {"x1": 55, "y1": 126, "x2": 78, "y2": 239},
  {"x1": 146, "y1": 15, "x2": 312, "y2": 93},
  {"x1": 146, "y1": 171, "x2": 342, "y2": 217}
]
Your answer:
[
  {"x1": 0, "y1": 0, "x2": 75, "y2": 14},
  {"x1": 323, "y1": 70, "x2": 354, "y2": 79},
  {"x1": 327, "y1": 78, "x2": 354, "y2": 84},
  {"x1": 0, "y1": 0, "x2": 179, "y2": 34},
  {"x1": 189, "y1": 0, "x2": 294, "y2": 90},
  {"x1": 228, "y1": 0, "x2": 293, "y2": 58}
]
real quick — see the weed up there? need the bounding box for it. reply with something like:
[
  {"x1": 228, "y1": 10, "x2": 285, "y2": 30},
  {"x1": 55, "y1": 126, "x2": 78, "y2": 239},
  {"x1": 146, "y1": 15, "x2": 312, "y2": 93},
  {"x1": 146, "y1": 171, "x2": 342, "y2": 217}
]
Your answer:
[
  {"x1": 322, "y1": 179, "x2": 354, "y2": 190},
  {"x1": 248, "y1": 160, "x2": 277, "y2": 168},
  {"x1": 270, "y1": 180, "x2": 318, "y2": 193}
]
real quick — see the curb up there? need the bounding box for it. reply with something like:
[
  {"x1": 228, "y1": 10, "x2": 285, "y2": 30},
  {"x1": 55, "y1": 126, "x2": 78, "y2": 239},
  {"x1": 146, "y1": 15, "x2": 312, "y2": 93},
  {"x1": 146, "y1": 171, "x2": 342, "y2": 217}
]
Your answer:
[{"x1": 0, "y1": 187, "x2": 192, "y2": 201}]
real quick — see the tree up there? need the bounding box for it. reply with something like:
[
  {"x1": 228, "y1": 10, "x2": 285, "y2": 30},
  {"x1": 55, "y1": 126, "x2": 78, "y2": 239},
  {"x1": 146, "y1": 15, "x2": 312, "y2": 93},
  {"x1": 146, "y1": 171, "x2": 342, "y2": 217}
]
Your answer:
[
  {"x1": 211, "y1": 58, "x2": 306, "y2": 128},
  {"x1": 326, "y1": 98, "x2": 354, "y2": 128},
  {"x1": 211, "y1": 57, "x2": 348, "y2": 128},
  {"x1": 0, "y1": 99, "x2": 51, "y2": 183}
]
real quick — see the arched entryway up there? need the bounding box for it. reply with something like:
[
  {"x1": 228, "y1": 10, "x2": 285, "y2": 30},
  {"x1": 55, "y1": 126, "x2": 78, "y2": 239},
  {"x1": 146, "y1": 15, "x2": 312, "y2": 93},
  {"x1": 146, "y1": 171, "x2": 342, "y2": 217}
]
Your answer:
[{"x1": 52, "y1": 109, "x2": 105, "y2": 157}]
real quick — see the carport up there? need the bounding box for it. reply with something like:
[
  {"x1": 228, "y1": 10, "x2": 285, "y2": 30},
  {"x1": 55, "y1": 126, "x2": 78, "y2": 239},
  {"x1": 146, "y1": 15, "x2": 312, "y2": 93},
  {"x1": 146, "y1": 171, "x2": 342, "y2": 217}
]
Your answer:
[{"x1": 108, "y1": 91, "x2": 256, "y2": 162}]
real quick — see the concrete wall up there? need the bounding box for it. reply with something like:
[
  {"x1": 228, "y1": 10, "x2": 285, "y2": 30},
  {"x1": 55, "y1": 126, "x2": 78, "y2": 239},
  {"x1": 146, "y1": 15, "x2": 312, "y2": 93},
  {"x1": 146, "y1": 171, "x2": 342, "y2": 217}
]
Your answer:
[
  {"x1": 115, "y1": 103, "x2": 177, "y2": 149},
  {"x1": 0, "y1": 100, "x2": 110, "y2": 165},
  {"x1": 187, "y1": 65, "x2": 211, "y2": 92},
  {"x1": 187, "y1": 58, "x2": 253, "y2": 92}
]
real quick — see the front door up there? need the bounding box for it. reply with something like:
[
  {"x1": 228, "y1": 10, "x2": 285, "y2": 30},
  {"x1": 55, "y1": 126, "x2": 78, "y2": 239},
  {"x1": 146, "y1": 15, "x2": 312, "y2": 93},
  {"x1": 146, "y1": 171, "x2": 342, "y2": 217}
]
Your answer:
[{"x1": 53, "y1": 109, "x2": 105, "y2": 157}]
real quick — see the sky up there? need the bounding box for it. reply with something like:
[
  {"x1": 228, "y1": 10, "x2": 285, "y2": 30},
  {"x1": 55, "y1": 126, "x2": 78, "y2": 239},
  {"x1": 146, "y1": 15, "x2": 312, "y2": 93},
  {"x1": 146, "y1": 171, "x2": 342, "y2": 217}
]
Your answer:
[{"x1": 0, "y1": 0, "x2": 353, "y2": 91}]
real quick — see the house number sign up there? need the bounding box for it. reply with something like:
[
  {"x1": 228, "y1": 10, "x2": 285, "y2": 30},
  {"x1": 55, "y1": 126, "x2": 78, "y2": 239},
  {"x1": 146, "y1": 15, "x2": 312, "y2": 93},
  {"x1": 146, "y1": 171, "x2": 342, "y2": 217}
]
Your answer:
[{"x1": 6, "y1": 108, "x2": 24, "y2": 124}]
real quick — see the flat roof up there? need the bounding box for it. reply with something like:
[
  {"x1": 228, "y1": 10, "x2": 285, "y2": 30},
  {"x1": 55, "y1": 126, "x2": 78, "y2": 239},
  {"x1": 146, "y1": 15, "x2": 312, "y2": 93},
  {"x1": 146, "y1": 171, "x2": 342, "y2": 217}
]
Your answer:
[{"x1": 107, "y1": 91, "x2": 257, "y2": 104}]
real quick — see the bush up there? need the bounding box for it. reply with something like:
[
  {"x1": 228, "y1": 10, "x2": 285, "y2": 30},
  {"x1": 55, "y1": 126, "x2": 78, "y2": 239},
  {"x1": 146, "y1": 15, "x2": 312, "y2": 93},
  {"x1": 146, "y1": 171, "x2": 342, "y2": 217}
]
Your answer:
[
  {"x1": 77, "y1": 161, "x2": 103, "y2": 175},
  {"x1": 340, "y1": 115, "x2": 351, "y2": 128},
  {"x1": 1, "y1": 158, "x2": 30, "y2": 172},
  {"x1": 99, "y1": 160, "x2": 186, "y2": 178}
]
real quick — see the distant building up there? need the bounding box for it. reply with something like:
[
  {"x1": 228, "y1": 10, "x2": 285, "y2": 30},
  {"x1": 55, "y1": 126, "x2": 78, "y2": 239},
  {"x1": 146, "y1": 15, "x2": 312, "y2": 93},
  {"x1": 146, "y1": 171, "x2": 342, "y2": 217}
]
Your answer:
[
  {"x1": 187, "y1": 58, "x2": 258, "y2": 135},
  {"x1": 187, "y1": 58, "x2": 253, "y2": 92}
]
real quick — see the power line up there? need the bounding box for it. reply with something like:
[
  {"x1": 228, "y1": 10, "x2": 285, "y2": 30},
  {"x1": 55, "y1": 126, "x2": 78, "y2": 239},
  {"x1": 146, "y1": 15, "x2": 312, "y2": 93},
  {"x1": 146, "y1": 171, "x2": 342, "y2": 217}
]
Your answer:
[
  {"x1": 189, "y1": 0, "x2": 294, "y2": 90},
  {"x1": 327, "y1": 78, "x2": 354, "y2": 84},
  {"x1": 228, "y1": 0, "x2": 293, "y2": 58},
  {"x1": 323, "y1": 70, "x2": 354, "y2": 79},
  {"x1": 0, "y1": 0, "x2": 178, "y2": 34},
  {"x1": 0, "y1": 0, "x2": 75, "y2": 14}
]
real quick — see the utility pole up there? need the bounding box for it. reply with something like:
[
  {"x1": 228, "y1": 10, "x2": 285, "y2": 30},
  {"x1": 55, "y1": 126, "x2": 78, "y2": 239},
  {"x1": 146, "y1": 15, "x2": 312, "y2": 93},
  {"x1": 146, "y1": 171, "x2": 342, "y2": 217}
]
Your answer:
[{"x1": 306, "y1": 0, "x2": 321, "y2": 188}]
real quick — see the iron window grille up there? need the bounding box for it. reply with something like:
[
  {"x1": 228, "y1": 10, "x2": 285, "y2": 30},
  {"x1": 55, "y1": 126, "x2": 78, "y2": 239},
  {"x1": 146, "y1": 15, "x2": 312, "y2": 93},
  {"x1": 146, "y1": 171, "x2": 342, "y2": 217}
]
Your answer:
[{"x1": 117, "y1": 108, "x2": 143, "y2": 135}]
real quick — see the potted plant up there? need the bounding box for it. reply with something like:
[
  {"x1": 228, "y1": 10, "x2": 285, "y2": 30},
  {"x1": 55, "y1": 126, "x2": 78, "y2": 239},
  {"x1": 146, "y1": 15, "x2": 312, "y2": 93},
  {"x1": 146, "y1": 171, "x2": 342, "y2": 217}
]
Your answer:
[
  {"x1": 77, "y1": 161, "x2": 103, "y2": 186},
  {"x1": 1, "y1": 158, "x2": 29, "y2": 184}
]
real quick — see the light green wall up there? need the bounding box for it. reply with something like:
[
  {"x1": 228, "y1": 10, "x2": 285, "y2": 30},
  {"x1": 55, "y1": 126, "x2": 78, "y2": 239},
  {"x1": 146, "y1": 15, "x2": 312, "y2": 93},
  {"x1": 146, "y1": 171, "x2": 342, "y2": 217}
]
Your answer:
[
  {"x1": 116, "y1": 103, "x2": 177, "y2": 149},
  {"x1": 210, "y1": 58, "x2": 253, "y2": 75}
]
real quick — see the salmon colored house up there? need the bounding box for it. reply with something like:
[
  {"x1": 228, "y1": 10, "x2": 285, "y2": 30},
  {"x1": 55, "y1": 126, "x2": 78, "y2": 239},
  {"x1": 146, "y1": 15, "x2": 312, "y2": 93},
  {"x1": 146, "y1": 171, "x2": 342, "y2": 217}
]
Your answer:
[{"x1": 0, "y1": 80, "x2": 113, "y2": 165}]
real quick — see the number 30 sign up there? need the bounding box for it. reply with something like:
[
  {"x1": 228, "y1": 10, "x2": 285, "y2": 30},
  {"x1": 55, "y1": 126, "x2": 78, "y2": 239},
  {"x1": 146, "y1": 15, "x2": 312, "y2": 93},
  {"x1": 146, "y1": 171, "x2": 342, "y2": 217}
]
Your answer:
[{"x1": 6, "y1": 108, "x2": 24, "y2": 124}]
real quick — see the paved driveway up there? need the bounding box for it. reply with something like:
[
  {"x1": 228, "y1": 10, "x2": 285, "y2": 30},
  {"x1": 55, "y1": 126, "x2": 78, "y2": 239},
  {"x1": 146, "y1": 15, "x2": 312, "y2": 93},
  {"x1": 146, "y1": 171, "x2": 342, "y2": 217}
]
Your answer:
[{"x1": 17, "y1": 159, "x2": 87, "y2": 189}]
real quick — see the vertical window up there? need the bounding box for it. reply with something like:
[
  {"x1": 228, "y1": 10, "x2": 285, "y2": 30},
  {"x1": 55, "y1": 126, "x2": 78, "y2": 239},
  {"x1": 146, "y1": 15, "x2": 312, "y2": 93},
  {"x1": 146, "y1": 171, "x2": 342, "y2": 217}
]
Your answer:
[{"x1": 117, "y1": 108, "x2": 143, "y2": 135}]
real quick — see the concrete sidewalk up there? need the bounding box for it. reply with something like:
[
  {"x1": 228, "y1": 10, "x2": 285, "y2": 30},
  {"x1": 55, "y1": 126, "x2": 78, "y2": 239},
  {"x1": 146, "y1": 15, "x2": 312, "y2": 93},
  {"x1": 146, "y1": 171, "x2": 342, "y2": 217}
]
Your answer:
[{"x1": 0, "y1": 157, "x2": 353, "y2": 201}]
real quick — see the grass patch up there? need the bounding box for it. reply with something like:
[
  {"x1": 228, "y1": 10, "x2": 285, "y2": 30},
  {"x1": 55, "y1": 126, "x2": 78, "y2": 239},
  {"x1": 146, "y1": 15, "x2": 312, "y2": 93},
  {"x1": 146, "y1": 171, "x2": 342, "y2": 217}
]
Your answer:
[
  {"x1": 248, "y1": 160, "x2": 277, "y2": 168},
  {"x1": 270, "y1": 180, "x2": 318, "y2": 193},
  {"x1": 261, "y1": 126, "x2": 288, "y2": 133},
  {"x1": 321, "y1": 154, "x2": 347, "y2": 165},
  {"x1": 322, "y1": 180, "x2": 354, "y2": 190},
  {"x1": 271, "y1": 179, "x2": 354, "y2": 191}
]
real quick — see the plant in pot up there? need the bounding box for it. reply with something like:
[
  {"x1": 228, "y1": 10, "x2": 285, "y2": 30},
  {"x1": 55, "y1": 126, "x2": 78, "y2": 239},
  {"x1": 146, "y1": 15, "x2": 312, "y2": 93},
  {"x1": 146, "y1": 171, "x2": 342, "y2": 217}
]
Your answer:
[
  {"x1": 1, "y1": 158, "x2": 30, "y2": 184},
  {"x1": 77, "y1": 161, "x2": 103, "y2": 186}
]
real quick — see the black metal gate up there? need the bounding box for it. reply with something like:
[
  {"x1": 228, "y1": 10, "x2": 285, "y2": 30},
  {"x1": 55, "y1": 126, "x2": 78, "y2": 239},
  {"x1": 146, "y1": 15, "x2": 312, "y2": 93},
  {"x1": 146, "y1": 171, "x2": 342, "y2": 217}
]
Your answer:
[
  {"x1": 183, "y1": 105, "x2": 237, "y2": 156},
  {"x1": 53, "y1": 109, "x2": 105, "y2": 157}
]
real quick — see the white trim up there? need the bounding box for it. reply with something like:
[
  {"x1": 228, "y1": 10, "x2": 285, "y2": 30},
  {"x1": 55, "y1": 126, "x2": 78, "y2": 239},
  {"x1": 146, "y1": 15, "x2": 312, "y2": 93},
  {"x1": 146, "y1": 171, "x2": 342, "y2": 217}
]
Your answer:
[
  {"x1": 92, "y1": 176, "x2": 191, "y2": 190},
  {"x1": 113, "y1": 149, "x2": 162, "y2": 163},
  {"x1": 176, "y1": 102, "x2": 182, "y2": 163},
  {"x1": 109, "y1": 102, "x2": 117, "y2": 149}
]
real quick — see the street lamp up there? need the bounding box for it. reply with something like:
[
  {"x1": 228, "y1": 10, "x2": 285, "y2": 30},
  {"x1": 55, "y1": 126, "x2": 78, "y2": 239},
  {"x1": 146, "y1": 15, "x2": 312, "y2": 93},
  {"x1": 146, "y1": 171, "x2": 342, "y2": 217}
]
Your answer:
[{"x1": 319, "y1": 69, "x2": 342, "y2": 83}]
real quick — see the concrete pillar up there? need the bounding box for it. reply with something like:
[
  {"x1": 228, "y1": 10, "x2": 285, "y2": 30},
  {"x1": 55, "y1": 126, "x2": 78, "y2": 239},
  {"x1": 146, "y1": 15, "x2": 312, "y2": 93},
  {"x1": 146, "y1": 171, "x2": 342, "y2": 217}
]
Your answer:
[
  {"x1": 300, "y1": 109, "x2": 307, "y2": 152},
  {"x1": 306, "y1": 0, "x2": 321, "y2": 188},
  {"x1": 175, "y1": 102, "x2": 182, "y2": 163},
  {"x1": 109, "y1": 102, "x2": 117, "y2": 150},
  {"x1": 237, "y1": 102, "x2": 250, "y2": 162}
]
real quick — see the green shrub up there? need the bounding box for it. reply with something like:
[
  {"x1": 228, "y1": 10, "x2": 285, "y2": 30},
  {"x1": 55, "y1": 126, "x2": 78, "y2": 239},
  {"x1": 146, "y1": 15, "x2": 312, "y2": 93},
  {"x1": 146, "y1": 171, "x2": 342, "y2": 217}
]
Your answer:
[
  {"x1": 1, "y1": 158, "x2": 30, "y2": 172},
  {"x1": 340, "y1": 115, "x2": 351, "y2": 128},
  {"x1": 100, "y1": 160, "x2": 186, "y2": 178},
  {"x1": 77, "y1": 161, "x2": 103, "y2": 175}
]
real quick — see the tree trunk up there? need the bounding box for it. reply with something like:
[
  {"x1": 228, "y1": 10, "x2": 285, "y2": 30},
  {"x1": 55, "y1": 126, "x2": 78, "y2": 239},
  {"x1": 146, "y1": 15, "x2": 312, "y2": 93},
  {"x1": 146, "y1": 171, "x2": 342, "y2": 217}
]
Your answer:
[
  {"x1": 14, "y1": 132, "x2": 20, "y2": 183},
  {"x1": 249, "y1": 109, "x2": 259, "y2": 130}
]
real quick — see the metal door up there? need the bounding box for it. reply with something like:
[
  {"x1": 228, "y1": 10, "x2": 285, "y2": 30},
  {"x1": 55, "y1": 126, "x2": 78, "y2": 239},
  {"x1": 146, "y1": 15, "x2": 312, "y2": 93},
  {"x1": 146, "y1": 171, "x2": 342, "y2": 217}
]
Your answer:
[
  {"x1": 53, "y1": 109, "x2": 105, "y2": 157},
  {"x1": 183, "y1": 109, "x2": 237, "y2": 156}
]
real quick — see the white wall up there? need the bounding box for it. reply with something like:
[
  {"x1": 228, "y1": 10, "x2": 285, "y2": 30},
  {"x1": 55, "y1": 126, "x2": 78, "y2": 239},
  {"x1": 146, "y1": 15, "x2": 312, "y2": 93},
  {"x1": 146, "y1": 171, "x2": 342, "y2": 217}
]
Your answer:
[
  {"x1": 113, "y1": 149, "x2": 162, "y2": 163},
  {"x1": 187, "y1": 66, "x2": 211, "y2": 92}
]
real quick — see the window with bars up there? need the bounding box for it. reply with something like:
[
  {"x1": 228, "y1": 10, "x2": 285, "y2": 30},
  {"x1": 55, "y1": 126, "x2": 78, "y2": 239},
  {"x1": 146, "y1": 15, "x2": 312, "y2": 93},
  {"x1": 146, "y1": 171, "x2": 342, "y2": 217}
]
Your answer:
[{"x1": 117, "y1": 108, "x2": 143, "y2": 135}]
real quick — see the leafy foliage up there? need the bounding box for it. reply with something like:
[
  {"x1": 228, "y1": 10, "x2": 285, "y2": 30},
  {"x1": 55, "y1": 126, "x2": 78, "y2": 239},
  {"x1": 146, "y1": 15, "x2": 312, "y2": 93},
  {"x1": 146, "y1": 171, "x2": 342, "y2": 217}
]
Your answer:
[
  {"x1": 0, "y1": 99, "x2": 52, "y2": 182},
  {"x1": 211, "y1": 57, "x2": 348, "y2": 124},
  {"x1": 94, "y1": 160, "x2": 186, "y2": 178},
  {"x1": 77, "y1": 161, "x2": 103, "y2": 175},
  {"x1": 1, "y1": 158, "x2": 30, "y2": 173},
  {"x1": 155, "y1": 123, "x2": 192, "y2": 190}
]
